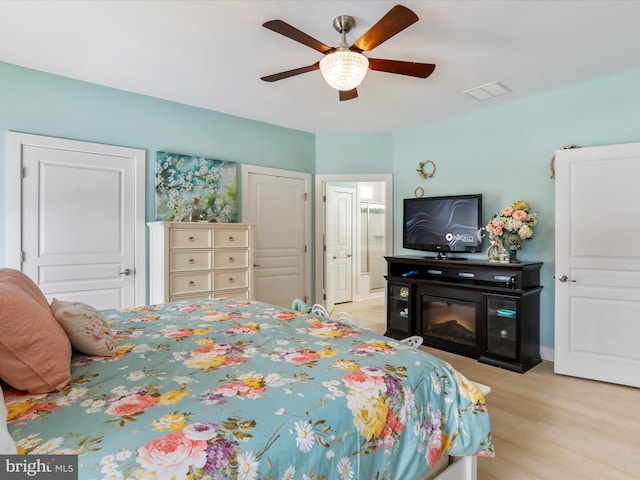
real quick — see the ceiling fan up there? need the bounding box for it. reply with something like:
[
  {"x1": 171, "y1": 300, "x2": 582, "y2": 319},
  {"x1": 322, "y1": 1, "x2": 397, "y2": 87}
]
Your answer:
[{"x1": 260, "y1": 4, "x2": 436, "y2": 101}]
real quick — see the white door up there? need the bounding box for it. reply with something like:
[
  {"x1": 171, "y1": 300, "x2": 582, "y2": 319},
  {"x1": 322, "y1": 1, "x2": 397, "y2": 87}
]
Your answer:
[
  {"x1": 325, "y1": 185, "x2": 354, "y2": 307},
  {"x1": 6, "y1": 133, "x2": 146, "y2": 309},
  {"x1": 555, "y1": 142, "x2": 640, "y2": 388},
  {"x1": 241, "y1": 165, "x2": 311, "y2": 308}
]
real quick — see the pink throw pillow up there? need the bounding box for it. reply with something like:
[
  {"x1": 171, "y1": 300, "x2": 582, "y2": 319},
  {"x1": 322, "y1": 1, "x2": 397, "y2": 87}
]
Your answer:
[{"x1": 0, "y1": 269, "x2": 72, "y2": 393}]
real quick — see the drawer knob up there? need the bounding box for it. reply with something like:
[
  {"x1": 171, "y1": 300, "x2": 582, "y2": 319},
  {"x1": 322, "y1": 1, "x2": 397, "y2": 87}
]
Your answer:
[
  {"x1": 228, "y1": 277, "x2": 235, "y2": 283},
  {"x1": 228, "y1": 236, "x2": 235, "y2": 242},
  {"x1": 188, "y1": 281, "x2": 195, "y2": 286},
  {"x1": 228, "y1": 256, "x2": 235, "y2": 263},
  {"x1": 188, "y1": 236, "x2": 195, "y2": 241},
  {"x1": 189, "y1": 258, "x2": 195, "y2": 264}
]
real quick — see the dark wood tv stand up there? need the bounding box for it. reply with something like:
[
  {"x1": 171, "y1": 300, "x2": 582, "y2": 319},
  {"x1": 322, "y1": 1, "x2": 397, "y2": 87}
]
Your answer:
[{"x1": 385, "y1": 255, "x2": 543, "y2": 373}]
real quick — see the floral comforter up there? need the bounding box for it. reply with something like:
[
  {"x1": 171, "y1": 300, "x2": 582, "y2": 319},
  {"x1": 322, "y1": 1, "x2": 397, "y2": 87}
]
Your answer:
[{"x1": 5, "y1": 298, "x2": 493, "y2": 480}]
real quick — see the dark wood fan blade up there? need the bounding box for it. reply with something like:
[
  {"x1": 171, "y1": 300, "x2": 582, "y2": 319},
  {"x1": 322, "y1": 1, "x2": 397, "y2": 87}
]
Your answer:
[
  {"x1": 339, "y1": 89, "x2": 358, "y2": 101},
  {"x1": 352, "y1": 5, "x2": 419, "y2": 52},
  {"x1": 368, "y1": 58, "x2": 436, "y2": 78},
  {"x1": 263, "y1": 20, "x2": 334, "y2": 53},
  {"x1": 261, "y1": 63, "x2": 320, "y2": 82}
]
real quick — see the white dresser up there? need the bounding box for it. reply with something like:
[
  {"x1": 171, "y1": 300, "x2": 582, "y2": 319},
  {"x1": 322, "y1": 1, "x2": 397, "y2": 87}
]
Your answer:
[{"x1": 148, "y1": 221, "x2": 255, "y2": 304}]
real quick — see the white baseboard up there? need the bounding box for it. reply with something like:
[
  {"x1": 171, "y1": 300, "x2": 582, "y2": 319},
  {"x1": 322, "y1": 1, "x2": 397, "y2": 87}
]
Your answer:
[{"x1": 540, "y1": 346, "x2": 554, "y2": 362}]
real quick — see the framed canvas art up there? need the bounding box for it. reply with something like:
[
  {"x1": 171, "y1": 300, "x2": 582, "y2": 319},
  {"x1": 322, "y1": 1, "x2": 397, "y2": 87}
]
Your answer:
[{"x1": 155, "y1": 152, "x2": 238, "y2": 222}]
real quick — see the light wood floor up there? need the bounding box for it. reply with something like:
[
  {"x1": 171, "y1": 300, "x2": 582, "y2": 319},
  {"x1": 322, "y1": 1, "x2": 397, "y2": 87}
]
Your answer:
[{"x1": 332, "y1": 297, "x2": 640, "y2": 480}]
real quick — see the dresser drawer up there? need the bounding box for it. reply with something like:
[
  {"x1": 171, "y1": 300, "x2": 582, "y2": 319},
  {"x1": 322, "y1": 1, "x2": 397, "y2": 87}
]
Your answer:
[
  {"x1": 213, "y1": 250, "x2": 248, "y2": 269},
  {"x1": 213, "y1": 229, "x2": 248, "y2": 248},
  {"x1": 170, "y1": 273, "x2": 211, "y2": 296},
  {"x1": 170, "y1": 251, "x2": 211, "y2": 272},
  {"x1": 214, "y1": 270, "x2": 248, "y2": 290},
  {"x1": 170, "y1": 229, "x2": 211, "y2": 249}
]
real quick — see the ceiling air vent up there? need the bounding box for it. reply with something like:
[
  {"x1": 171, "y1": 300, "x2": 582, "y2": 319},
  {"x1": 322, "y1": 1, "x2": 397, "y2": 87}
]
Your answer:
[{"x1": 464, "y1": 81, "x2": 511, "y2": 100}]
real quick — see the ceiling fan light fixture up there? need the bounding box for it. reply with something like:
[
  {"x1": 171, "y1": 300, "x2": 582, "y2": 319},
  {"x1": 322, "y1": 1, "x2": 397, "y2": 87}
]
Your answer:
[
  {"x1": 262, "y1": 6, "x2": 433, "y2": 100},
  {"x1": 319, "y1": 50, "x2": 369, "y2": 91}
]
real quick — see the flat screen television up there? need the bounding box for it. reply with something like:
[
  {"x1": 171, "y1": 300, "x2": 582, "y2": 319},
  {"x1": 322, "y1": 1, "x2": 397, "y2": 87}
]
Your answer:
[{"x1": 403, "y1": 194, "x2": 483, "y2": 259}]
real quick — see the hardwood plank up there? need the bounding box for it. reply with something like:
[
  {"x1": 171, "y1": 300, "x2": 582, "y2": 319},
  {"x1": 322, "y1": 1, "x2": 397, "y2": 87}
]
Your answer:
[{"x1": 333, "y1": 297, "x2": 640, "y2": 480}]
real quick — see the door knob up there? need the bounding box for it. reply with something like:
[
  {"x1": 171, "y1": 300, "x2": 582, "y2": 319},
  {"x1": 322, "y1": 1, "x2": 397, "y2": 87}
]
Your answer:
[
  {"x1": 119, "y1": 268, "x2": 132, "y2": 276},
  {"x1": 558, "y1": 275, "x2": 576, "y2": 283}
]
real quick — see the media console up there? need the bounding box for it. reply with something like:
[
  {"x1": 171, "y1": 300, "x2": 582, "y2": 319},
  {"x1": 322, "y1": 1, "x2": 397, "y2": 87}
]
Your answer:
[{"x1": 385, "y1": 255, "x2": 543, "y2": 373}]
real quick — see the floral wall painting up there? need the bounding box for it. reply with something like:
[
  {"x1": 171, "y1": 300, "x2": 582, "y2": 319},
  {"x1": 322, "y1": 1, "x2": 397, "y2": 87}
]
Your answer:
[{"x1": 155, "y1": 152, "x2": 238, "y2": 222}]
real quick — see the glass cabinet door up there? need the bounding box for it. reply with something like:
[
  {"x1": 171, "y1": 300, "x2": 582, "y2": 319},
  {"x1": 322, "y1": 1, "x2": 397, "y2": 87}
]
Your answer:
[
  {"x1": 486, "y1": 296, "x2": 518, "y2": 359},
  {"x1": 387, "y1": 282, "x2": 412, "y2": 336}
]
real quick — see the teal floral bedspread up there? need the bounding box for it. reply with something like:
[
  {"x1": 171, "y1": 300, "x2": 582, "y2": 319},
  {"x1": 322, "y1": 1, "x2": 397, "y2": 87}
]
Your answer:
[{"x1": 5, "y1": 298, "x2": 493, "y2": 480}]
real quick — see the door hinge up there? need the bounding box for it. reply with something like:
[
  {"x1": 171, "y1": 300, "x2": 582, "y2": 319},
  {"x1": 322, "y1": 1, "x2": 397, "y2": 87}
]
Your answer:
[
  {"x1": 21, "y1": 166, "x2": 26, "y2": 178},
  {"x1": 304, "y1": 192, "x2": 308, "y2": 201},
  {"x1": 323, "y1": 195, "x2": 326, "y2": 203},
  {"x1": 304, "y1": 245, "x2": 307, "y2": 253},
  {"x1": 20, "y1": 251, "x2": 25, "y2": 262},
  {"x1": 323, "y1": 293, "x2": 326, "y2": 300}
]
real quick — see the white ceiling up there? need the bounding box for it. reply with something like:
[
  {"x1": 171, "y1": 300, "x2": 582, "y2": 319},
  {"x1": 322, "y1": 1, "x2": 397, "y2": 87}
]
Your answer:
[{"x1": 1, "y1": 1, "x2": 639, "y2": 134}]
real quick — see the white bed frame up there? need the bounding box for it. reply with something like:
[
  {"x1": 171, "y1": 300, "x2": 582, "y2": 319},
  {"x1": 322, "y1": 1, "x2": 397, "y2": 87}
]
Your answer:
[{"x1": 433, "y1": 456, "x2": 478, "y2": 480}]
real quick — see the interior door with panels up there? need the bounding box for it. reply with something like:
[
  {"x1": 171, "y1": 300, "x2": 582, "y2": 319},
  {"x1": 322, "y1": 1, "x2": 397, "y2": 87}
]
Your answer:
[
  {"x1": 6, "y1": 132, "x2": 146, "y2": 309},
  {"x1": 555, "y1": 141, "x2": 640, "y2": 387},
  {"x1": 325, "y1": 184, "x2": 355, "y2": 308},
  {"x1": 241, "y1": 165, "x2": 311, "y2": 309}
]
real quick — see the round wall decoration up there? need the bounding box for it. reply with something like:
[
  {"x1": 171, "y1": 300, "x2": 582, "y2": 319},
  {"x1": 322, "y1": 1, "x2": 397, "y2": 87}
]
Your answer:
[
  {"x1": 414, "y1": 186, "x2": 424, "y2": 198},
  {"x1": 417, "y1": 160, "x2": 436, "y2": 179}
]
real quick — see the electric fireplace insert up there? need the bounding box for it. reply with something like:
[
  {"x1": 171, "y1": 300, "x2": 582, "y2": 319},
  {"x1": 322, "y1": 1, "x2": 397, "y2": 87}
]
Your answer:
[{"x1": 421, "y1": 292, "x2": 482, "y2": 358}]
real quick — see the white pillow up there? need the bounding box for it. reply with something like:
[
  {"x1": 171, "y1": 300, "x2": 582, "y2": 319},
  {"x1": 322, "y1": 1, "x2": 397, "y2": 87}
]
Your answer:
[{"x1": 0, "y1": 384, "x2": 18, "y2": 454}]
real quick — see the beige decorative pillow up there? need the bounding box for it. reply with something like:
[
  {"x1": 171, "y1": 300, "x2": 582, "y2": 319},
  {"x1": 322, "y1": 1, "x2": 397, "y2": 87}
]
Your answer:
[{"x1": 50, "y1": 299, "x2": 116, "y2": 357}]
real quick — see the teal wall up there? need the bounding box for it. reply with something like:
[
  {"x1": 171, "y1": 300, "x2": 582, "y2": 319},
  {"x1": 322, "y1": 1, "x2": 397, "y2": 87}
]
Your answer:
[
  {"x1": 2, "y1": 59, "x2": 640, "y2": 351},
  {"x1": 316, "y1": 132, "x2": 392, "y2": 173},
  {"x1": 0, "y1": 61, "x2": 315, "y2": 266}
]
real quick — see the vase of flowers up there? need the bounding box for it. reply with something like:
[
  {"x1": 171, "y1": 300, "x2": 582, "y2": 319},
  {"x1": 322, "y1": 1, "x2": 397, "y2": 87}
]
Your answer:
[{"x1": 485, "y1": 200, "x2": 538, "y2": 264}]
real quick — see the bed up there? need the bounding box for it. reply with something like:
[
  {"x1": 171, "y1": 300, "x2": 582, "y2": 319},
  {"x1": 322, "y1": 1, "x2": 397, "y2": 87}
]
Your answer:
[{"x1": 2, "y1": 277, "x2": 493, "y2": 479}]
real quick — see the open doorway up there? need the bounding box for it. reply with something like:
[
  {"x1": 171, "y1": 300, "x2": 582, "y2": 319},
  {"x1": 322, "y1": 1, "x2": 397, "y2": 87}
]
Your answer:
[{"x1": 315, "y1": 174, "x2": 392, "y2": 311}]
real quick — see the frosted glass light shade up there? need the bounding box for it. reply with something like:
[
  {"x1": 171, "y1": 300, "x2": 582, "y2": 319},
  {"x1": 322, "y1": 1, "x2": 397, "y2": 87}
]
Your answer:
[{"x1": 319, "y1": 50, "x2": 369, "y2": 91}]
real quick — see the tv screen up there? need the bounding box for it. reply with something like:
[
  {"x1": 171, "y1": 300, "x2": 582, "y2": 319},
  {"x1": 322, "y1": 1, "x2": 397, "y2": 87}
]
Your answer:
[{"x1": 403, "y1": 194, "x2": 483, "y2": 257}]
